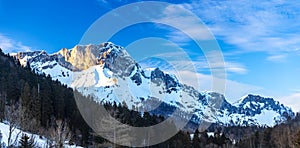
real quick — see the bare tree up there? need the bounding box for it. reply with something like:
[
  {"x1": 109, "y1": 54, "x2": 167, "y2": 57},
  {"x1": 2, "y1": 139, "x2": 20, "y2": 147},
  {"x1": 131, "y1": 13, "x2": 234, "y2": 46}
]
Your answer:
[
  {"x1": 5, "y1": 99, "x2": 41, "y2": 147},
  {"x1": 92, "y1": 109, "x2": 133, "y2": 147},
  {"x1": 5, "y1": 103, "x2": 21, "y2": 147},
  {"x1": 50, "y1": 119, "x2": 71, "y2": 148}
]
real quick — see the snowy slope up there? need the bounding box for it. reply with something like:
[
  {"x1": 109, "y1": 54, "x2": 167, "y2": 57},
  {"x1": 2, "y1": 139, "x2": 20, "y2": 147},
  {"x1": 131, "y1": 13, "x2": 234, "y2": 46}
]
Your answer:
[
  {"x1": 13, "y1": 42, "x2": 295, "y2": 127},
  {"x1": 0, "y1": 122, "x2": 81, "y2": 148}
]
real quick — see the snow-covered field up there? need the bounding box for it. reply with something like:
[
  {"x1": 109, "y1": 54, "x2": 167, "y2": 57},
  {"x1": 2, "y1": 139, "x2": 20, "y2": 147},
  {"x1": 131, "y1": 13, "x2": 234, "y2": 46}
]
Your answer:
[{"x1": 0, "y1": 122, "x2": 82, "y2": 148}]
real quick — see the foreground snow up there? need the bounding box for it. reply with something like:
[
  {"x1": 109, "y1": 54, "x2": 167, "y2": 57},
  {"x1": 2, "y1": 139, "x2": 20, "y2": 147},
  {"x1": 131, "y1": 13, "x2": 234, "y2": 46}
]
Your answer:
[{"x1": 0, "y1": 122, "x2": 82, "y2": 148}]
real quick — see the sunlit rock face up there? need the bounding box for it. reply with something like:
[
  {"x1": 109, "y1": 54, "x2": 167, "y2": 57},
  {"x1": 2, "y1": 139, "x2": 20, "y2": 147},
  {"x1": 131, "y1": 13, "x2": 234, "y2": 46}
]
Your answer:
[{"x1": 58, "y1": 44, "x2": 101, "y2": 71}]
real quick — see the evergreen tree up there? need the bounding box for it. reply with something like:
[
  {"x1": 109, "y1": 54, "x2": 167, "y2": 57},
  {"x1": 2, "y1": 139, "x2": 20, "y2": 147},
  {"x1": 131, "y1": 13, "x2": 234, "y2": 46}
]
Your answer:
[
  {"x1": 30, "y1": 86, "x2": 41, "y2": 130},
  {"x1": 192, "y1": 128, "x2": 200, "y2": 147},
  {"x1": 20, "y1": 82, "x2": 31, "y2": 111},
  {"x1": 40, "y1": 80, "x2": 53, "y2": 127},
  {"x1": 262, "y1": 128, "x2": 272, "y2": 147},
  {"x1": 19, "y1": 134, "x2": 35, "y2": 148},
  {"x1": 53, "y1": 84, "x2": 65, "y2": 119},
  {"x1": 254, "y1": 131, "x2": 260, "y2": 148},
  {"x1": 294, "y1": 129, "x2": 300, "y2": 147},
  {"x1": 0, "y1": 92, "x2": 6, "y2": 121},
  {"x1": 199, "y1": 130, "x2": 209, "y2": 146}
]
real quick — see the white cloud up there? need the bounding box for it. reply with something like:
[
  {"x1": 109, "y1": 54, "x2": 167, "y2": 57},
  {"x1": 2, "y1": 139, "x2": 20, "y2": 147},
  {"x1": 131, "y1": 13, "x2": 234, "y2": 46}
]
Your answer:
[
  {"x1": 154, "y1": 4, "x2": 215, "y2": 45},
  {"x1": 0, "y1": 34, "x2": 31, "y2": 53},
  {"x1": 290, "y1": 89, "x2": 300, "y2": 93},
  {"x1": 266, "y1": 54, "x2": 287, "y2": 62},
  {"x1": 224, "y1": 62, "x2": 247, "y2": 74},
  {"x1": 146, "y1": 52, "x2": 247, "y2": 75},
  {"x1": 178, "y1": 60, "x2": 247, "y2": 74},
  {"x1": 173, "y1": 70, "x2": 262, "y2": 103},
  {"x1": 278, "y1": 93, "x2": 300, "y2": 112},
  {"x1": 165, "y1": 1, "x2": 300, "y2": 56}
]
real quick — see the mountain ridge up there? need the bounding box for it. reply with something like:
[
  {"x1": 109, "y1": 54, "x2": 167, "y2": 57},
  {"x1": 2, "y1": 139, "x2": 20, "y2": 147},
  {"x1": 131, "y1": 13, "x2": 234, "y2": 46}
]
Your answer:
[{"x1": 12, "y1": 42, "x2": 295, "y2": 127}]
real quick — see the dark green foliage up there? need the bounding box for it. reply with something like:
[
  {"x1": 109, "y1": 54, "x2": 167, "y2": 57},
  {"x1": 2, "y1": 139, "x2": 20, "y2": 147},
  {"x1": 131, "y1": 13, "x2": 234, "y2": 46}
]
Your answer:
[
  {"x1": 295, "y1": 129, "x2": 300, "y2": 147},
  {"x1": 192, "y1": 128, "x2": 201, "y2": 147},
  {"x1": 19, "y1": 134, "x2": 35, "y2": 148},
  {"x1": 30, "y1": 86, "x2": 41, "y2": 127},
  {"x1": 0, "y1": 93, "x2": 5, "y2": 122}
]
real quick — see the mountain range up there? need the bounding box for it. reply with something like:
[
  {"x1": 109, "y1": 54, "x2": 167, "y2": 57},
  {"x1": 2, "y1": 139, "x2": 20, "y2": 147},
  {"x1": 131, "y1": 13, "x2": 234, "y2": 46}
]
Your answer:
[{"x1": 12, "y1": 42, "x2": 294, "y2": 127}]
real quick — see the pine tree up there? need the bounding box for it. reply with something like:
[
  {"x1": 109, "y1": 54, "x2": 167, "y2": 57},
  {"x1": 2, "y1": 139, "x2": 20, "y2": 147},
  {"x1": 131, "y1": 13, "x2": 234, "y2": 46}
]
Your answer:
[
  {"x1": 21, "y1": 82, "x2": 31, "y2": 100},
  {"x1": 262, "y1": 128, "x2": 272, "y2": 147},
  {"x1": 294, "y1": 129, "x2": 300, "y2": 147},
  {"x1": 30, "y1": 86, "x2": 41, "y2": 131},
  {"x1": 53, "y1": 85, "x2": 64, "y2": 119},
  {"x1": 19, "y1": 134, "x2": 35, "y2": 148},
  {"x1": 0, "y1": 92, "x2": 6, "y2": 121},
  {"x1": 20, "y1": 82, "x2": 35, "y2": 130},
  {"x1": 40, "y1": 80, "x2": 53, "y2": 127},
  {"x1": 20, "y1": 82, "x2": 31, "y2": 113},
  {"x1": 199, "y1": 130, "x2": 209, "y2": 146},
  {"x1": 192, "y1": 128, "x2": 200, "y2": 147},
  {"x1": 254, "y1": 131, "x2": 260, "y2": 148}
]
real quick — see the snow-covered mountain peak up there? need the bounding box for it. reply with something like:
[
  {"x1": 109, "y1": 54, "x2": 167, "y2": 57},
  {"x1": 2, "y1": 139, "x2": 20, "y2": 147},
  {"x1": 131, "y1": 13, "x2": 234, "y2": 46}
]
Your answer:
[
  {"x1": 97, "y1": 43, "x2": 137, "y2": 78},
  {"x1": 15, "y1": 51, "x2": 48, "y2": 67},
  {"x1": 13, "y1": 42, "x2": 295, "y2": 127},
  {"x1": 235, "y1": 94, "x2": 294, "y2": 115},
  {"x1": 235, "y1": 94, "x2": 283, "y2": 109},
  {"x1": 43, "y1": 42, "x2": 124, "y2": 72},
  {"x1": 99, "y1": 42, "x2": 123, "y2": 52}
]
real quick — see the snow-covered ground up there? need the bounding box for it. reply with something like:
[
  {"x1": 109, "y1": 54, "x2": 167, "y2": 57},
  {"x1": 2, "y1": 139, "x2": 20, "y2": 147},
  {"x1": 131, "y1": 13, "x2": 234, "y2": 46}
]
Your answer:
[{"x1": 0, "y1": 122, "x2": 82, "y2": 148}]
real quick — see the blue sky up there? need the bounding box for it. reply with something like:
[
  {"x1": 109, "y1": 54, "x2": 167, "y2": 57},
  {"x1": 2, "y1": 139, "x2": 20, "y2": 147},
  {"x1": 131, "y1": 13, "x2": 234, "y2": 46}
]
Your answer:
[{"x1": 1, "y1": 0, "x2": 300, "y2": 111}]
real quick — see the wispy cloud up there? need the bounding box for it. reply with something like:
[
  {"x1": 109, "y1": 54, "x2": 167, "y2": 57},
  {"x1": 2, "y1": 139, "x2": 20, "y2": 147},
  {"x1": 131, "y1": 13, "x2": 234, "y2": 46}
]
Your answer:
[
  {"x1": 144, "y1": 52, "x2": 247, "y2": 75},
  {"x1": 266, "y1": 54, "x2": 287, "y2": 62},
  {"x1": 185, "y1": 0, "x2": 300, "y2": 53},
  {"x1": 290, "y1": 89, "x2": 300, "y2": 93},
  {"x1": 155, "y1": 1, "x2": 300, "y2": 61},
  {"x1": 278, "y1": 93, "x2": 300, "y2": 112},
  {"x1": 151, "y1": 52, "x2": 248, "y2": 74},
  {"x1": 191, "y1": 60, "x2": 247, "y2": 74},
  {"x1": 224, "y1": 62, "x2": 247, "y2": 74},
  {"x1": 0, "y1": 34, "x2": 31, "y2": 53},
  {"x1": 154, "y1": 4, "x2": 215, "y2": 45},
  {"x1": 173, "y1": 70, "x2": 262, "y2": 103}
]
